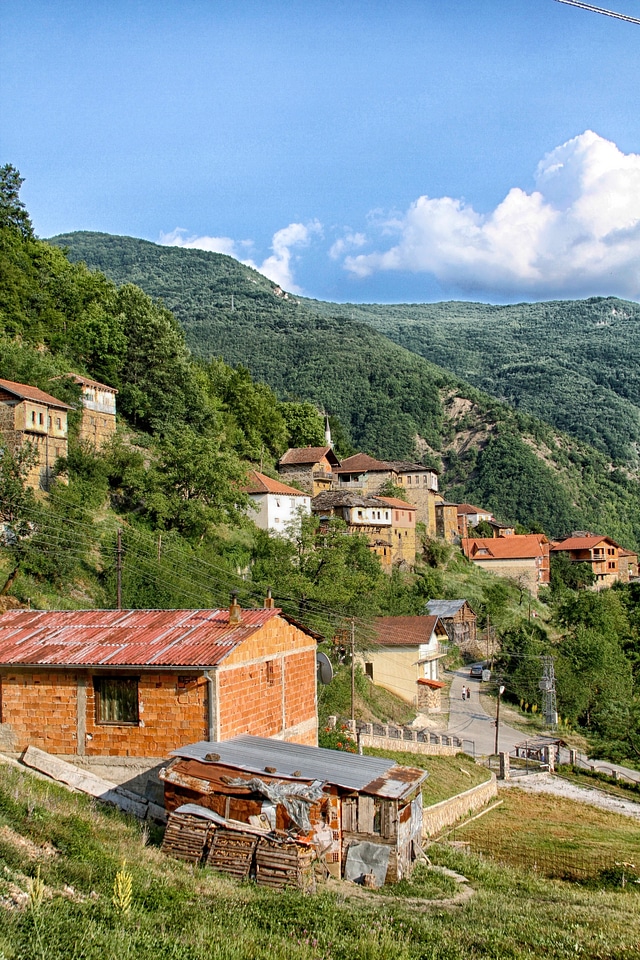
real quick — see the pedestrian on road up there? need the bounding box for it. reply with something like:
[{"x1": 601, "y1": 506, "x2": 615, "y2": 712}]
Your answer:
[
  {"x1": 466, "y1": 687, "x2": 471, "y2": 700},
  {"x1": 461, "y1": 685, "x2": 467, "y2": 700}
]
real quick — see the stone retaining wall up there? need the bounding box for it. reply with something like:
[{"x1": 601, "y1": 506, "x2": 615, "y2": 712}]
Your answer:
[
  {"x1": 359, "y1": 730, "x2": 460, "y2": 757},
  {"x1": 422, "y1": 774, "x2": 498, "y2": 838}
]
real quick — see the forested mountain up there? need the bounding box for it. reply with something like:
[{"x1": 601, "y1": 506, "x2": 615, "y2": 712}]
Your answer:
[
  {"x1": 51, "y1": 231, "x2": 640, "y2": 547},
  {"x1": 308, "y1": 297, "x2": 640, "y2": 472}
]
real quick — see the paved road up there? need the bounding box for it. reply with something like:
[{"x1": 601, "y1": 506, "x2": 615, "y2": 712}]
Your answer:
[{"x1": 446, "y1": 668, "x2": 524, "y2": 757}]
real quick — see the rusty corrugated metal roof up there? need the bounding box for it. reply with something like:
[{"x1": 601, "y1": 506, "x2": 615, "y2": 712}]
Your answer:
[
  {"x1": 0, "y1": 607, "x2": 302, "y2": 668},
  {"x1": 171, "y1": 735, "x2": 427, "y2": 798}
]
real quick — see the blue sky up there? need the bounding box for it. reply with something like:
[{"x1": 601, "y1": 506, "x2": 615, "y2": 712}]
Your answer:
[{"x1": 2, "y1": 0, "x2": 640, "y2": 303}]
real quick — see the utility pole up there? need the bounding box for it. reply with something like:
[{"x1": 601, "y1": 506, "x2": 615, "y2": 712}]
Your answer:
[
  {"x1": 540, "y1": 656, "x2": 558, "y2": 730},
  {"x1": 494, "y1": 683, "x2": 505, "y2": 755},
  {"x1": 116, "y1": 528, "x2": 123, "y2": 611},
  {"x1": 350, "y1": 618, "x2": 356, "y2": 726}
]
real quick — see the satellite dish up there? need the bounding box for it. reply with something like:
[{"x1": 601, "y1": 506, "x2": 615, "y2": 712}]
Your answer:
[{"x1": 316, "y1": 651, "x2": 334, "y2": 685}]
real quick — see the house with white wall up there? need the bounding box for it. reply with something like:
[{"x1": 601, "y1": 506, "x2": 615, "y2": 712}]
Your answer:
[{"x1": 243, "y1": 470, "x2": 311, "y2": 537}]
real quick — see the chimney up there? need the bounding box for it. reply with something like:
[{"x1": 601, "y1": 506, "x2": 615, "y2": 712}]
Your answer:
[
  {"x1": 264, "y1": 588, "x2": 275, "y2": 609},
  {"x1": 229, "y1": 591, "x2": 243, "y2": 624}
]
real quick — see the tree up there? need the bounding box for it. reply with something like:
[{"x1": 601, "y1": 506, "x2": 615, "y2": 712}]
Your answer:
[
  {"x1": 0, "y1": 443, "x2": 38, "y2": 593},
  {"x1": 0, "y1": 164, "x2": 34, "y2": 239},
  {"x1": 550, "y1": 552, "x2": 595, "y2": 593}
]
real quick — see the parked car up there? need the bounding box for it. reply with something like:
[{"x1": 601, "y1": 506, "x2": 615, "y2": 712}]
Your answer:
[{"x1": 469, "y1": 662, "x2": 486, "y2": 679}]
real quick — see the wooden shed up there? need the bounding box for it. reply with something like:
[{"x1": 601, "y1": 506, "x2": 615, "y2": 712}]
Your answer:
[{"x1": 160, "y1": 735, "x2": 427, "y2": 886}]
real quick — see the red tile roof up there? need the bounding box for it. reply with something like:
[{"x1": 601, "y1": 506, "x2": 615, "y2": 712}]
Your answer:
[
  {"x1": 0, "y1": 607, "x2": 317, "y2": 668},
  {"x1": 333, "y1": 453, "x2": 390, "y2": 474},
  {"x1": 372, "y1": 616, "x2": 445, "y2": 647},
  {"x1": 279, "y1": 446, "x2": 339, "y2": 466},
  {"x1": 457, "y1": 503, "x2": 490, "y2": 515},
  {"x1": 550, "y1": 535, "x2": 621, "y2": 552},
  {"x1": 0, "y1": 379, "x2": 71, "y2": 410},
  {"x1": 377, "y1": 497, "x2": 416, "y2": 510},
  {"x1": 70, "y1": 374, "x2": 118, "y2": 393},
  {"x1": 462, "y1": 535, "x2": 548, "y2": 561},
  {"x1": 242, "y1": 470, "x2": 309, "y2": 497}
]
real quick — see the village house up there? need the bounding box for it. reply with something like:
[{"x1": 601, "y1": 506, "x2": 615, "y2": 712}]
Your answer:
[
  {"x1": 377, "y1": 496, "x2": 417, "y2": 567},
  {"x1": 0, "y1": 597, "x2": 320, "y2": 773},
  {"x1": 456, "y1": 503, "x2": 493, "y2": 538},
  {"x1": 425, "y1": 600, "x2": 477, "y2": 652},
  {"x1": 243, "y1": 470, "x2": 311, "y2": 537},
  {"x1": 70, "y1": 374, "x2": 117, "y2": 449},
  {"x1": 0, "y1": 378, "x2": 71, "y2": 489},
  {"x1": 277, "y1": 446, "x2": 340, "y2": 496},
  {"x1": 360, "y1": 616, "x2": 448, "y2": 713},
  {"x1": 160, "y1": 734, "x2": 427, "y2": 885},
  {"x1": 311, "y1": 490, "x2": 393, "y2": 569},
  {"x1": 619, "y1": 548, "x2": 639, "y2": 582},
  {"x1": 550, "y1": 533, "x2": 634, "y2": 589},
  {"x1": 461, "y1": 534, "x2": 550, "y2": 596},
  {"x1": 434, "y1": 499, "x2": 459, "y2": 543}
]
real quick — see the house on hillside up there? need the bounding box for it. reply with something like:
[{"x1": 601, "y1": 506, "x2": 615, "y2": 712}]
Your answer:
[
  {"x1": 243, "y1": 470, "x2": 311, "y2": 536},
  {"x1": 277, "y1": 446, "x2": 340, "y2": 495},
  {"x1": 70, "y1": 374, "x2": 117, "y2": 449},
  {"x1": 619, "y1": 548, "x2": 639, "y2": 582},
  {"x1": 0, "y1": 596, "x2": 320, "y2": 769},
  {"x1": 425, "y1": 600, "x2": 477, "y2": 652},
  {"x1": 360, "y1": 616, "x2": 448, "y2": 713},
  {"x1": 461, "y1": 534, "x2": 550, "y2": 596},
  {"x1": 333, "y1": 455, "x2": 439, "y2": 535},
  {"x1": 0, "y1": 378, "x2": 71, "y2": 489},
  {"x1": 434, "y1": 500, "x2": 459, "y2": 543},
  {"x1": 550, "y1": 533, "x2": 632, "y2": 589},
  {"x1": 377, "y1": 496, "x2": 417, "y2": 567},
  {"x1": 160, "y1": 735, "x2": 427, "y2": 884},
  {"x1": 311, "y1": 491, "x2": 393, "y2": 569},
  {"x1": 456, "y1": 503, "x2": 493, "y2": 538}
]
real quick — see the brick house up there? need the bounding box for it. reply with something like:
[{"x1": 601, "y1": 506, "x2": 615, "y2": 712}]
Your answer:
[
  {"x1": 311, "y1": 490, "x2": 393, "y2": 569},
  {"x1": 377, "y1": 496, "x2": 417, "y2": 567},
  {"x1": 243, "y1": 470, "x2": 311, "y2": 537},
  {"x1": 360, "y1": 616, "x2": 448, "y2": 713},
  {"x1": 550, "y1": 533, "x2": 632, "y2": 589},
  {"x1": 71, "y1": 375, "x2": 117, "y2": 449},
  {"x1": 461, "y1": 534, "x2": 550, "y2": 596},
  {"x1": 0, "y1": 598, "x2": 320, "y2": 763},
  {"x1": 0, "y1": 379, "x2": 71, "y2": 489},
  {"x1": 277, "y1": 446, "x2": 340, "y2": 495}
]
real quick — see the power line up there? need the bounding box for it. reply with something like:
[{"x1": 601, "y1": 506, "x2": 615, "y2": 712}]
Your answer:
[{"x1": 554, "y1": 0, "x2": 640, "y2": 25}]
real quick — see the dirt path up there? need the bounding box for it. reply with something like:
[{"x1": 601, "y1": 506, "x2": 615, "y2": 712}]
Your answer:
[{"x1": 501, "y1": 772, "x2": 640, "y2": 819}]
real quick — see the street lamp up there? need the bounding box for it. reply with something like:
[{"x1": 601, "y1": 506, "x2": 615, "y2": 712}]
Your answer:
[{"x1": 494, "y1": 684, "x2": 505, "y2": 756}]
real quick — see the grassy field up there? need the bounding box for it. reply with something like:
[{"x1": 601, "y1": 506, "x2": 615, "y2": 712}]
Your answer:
[
  {"x1": 451, "y1": 787, "x2": 640, "y2": 884},
  {"x1": 364, "y1": 748, "x2": 492, "y2": 805},
  {"x1": 1, "y1": 761, "x2": 640, "y2": 959}
]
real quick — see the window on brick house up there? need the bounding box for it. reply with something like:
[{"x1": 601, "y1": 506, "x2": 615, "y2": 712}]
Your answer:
[
  {"x1": 266, "y1": 660, "x2": 275, "y2": 685},
  {"x1": 94, "y1": 677, "x2": 139, "y2": 724}
]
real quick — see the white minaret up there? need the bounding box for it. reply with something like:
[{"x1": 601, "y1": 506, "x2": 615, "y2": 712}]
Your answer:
[{"x1": 324, "y1": 413, "x2": 333, "y2": 449}]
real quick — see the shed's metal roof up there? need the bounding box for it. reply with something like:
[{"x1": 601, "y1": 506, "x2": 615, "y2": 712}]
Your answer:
[
  {"x1": 426, "y1": 600, "x2": 470, "y2": 618},
  {"x1": 0, "y1": 607, "x2": 318, "y2": 668},
  {"x1": 171, "y1": 735, "x2": 427, "y2": 798}
]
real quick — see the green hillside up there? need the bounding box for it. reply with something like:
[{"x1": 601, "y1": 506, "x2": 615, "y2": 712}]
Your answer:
[
  {"x1": 50, "y1": 232, "x2": 640, "y2": 547},
  {"x1": 308, "y1": 297, "x2": 640, "y2": 472}
]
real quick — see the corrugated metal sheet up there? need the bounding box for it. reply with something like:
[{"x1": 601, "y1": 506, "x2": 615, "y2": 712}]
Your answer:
[
  {"x1": 171, "y1": 736, "x2": 427, "y2": 798},
  {"x1": 0, "y1": 608, "x2": 289, "y2": 667},
  {"x1": 425, "y1": 600, "x2": 467, "y2": 618}
]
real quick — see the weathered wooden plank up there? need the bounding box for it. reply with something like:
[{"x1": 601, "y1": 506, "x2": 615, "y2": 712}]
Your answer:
[{"x1": 358, "y1": 796, "x2": 375, "y2": 835}]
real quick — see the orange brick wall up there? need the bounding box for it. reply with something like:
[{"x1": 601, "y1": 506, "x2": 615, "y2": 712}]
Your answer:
[{"x1": 0, "y1": 672, "x2": 78, "y2": 753}]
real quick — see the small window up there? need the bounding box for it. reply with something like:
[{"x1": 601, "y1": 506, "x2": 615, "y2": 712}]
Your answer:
[
  {"x1": 407, "y1": 476, "x2": 412, "y2": 485},
  {"x1": 266, "y1": 660, "x2": 275, "y2": 685},
  {"x1": 94, "y1": 677, "x2": 139, "y2": 724},
  {"x1": 38, "y1": 412, "x2": 43, "y2": 425},
  {"x1": 31, "y1": 411, "x2": 36, "y2": 424},
  {"x1": 48, "y1": 416, "x2": 52, "y2": 428},
  {"x1": 56, "y1": 417, "x2": 61, "y2": 429},
  {"x1": 365, "y1": 662, "x2": 374, "y2": 679}
]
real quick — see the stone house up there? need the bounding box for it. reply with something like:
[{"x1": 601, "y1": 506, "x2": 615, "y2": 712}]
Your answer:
[
  {"x1": 425, "y1": 600, "x2": 477, "y2": 652},
  {"x1": 0, "y1": 597, "x2": 320, "y2": 769},
  {"x1": 361, "y1": 616, "x2": 448, "y2": 713},
  {"x1": 550, "y1": 533, "x2": 630, "y2": 589},
  {"x1": 311, "y1": 490, "x2": 393, "y2": 569},
  {"x1": 71, "y1": 375, "x2": 117, "y2": 449},
  {"x1": 461, "y1": 534, "x2": 550, "y2": 596},
  {"x1": 0, "y1": 379, "x2": 71, "y2": 489},
  {"x1": 277, "y1": 446, "x2": 340, "y2": 495},
  {"x1": 377, "y1": 496, "x2": 417, "y2": 567},
  {"x1": 434, "y1": 499, "x2": 459, "y2": 543},
  {"x1": 619, "y1": 548, "x2": 639, "y2": 581},
  {"x1": 243, "y1": 470, "x2": 311, "y2": 537}
]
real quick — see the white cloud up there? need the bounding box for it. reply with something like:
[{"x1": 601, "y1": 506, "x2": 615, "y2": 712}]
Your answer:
[
  {"x1": 329, "y1": 231, "x2": 367, "y2": 260},
  {"x1": 159, "y1": 220, "x2": 322, "y2": 294},
  {"x1": 344, "y1": 131, "x2": 640, "y2": 298}
]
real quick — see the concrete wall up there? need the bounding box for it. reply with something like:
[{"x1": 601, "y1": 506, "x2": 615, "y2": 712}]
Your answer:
[{"x1": 422, "y1": 774, "x2": 497, "y2": 838}]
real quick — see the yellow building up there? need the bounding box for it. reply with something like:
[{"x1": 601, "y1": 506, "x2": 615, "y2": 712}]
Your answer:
[
  {"x1": 72, "y1": 375, "x2": 117, "y2": 449},
  {"x1": 378, "y1": 496, "x2": 417, "y2": 568},
  {"x1": 361, "y1": 616, "x2": 448, "y2": 713},
  {"x1": 0, "y1": 379, "x2": 71, "y2": 489}
]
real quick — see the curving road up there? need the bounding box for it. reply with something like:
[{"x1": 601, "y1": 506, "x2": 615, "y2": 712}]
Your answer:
[{"x1": 446, "y1": 667, "x2": 524, "y2": 757}]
